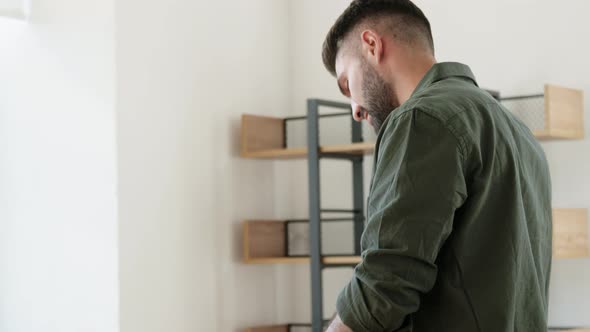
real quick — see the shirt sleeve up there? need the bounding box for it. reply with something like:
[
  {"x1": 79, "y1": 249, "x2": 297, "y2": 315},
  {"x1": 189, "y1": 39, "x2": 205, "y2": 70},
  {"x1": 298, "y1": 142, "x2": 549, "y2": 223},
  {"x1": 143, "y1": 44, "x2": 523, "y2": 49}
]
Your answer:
[{"x1": 336, "y1": 109, "x2": 468, "y2": 332}]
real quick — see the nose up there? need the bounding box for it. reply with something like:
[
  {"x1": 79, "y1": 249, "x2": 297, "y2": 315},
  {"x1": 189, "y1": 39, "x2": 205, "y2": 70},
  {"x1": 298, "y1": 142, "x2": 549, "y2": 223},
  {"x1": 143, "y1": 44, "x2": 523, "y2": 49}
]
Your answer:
[{"x1": 351, "y1": 100, "x2": 364, "y2": 122}]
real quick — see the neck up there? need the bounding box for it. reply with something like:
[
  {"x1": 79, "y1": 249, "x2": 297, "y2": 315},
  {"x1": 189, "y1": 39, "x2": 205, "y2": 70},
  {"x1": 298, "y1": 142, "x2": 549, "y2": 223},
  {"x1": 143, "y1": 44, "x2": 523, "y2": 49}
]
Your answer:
[{"x1": 391, "y1": 55, "x2": 436, "y2": 105}]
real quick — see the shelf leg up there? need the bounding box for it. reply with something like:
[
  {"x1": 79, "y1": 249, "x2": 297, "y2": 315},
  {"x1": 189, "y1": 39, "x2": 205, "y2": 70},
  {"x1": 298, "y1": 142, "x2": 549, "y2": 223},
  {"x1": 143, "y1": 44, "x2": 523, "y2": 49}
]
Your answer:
[
  {"x1": 307, "y1": 99, "x2": 324, "y2": 332},
  {"x1": 351, "y1": 117, "x2": 365, "y2": 256}
]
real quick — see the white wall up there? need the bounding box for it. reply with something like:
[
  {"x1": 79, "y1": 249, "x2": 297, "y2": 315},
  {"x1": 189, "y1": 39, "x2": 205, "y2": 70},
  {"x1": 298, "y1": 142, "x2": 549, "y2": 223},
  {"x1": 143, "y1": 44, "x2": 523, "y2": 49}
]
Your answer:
[
  {"x1": 115, "y1": 1, "x2": 291, "y2": 331},
  {"x1": 282, "y1": 0, "x2": 590, "y2": 328},
  {"x1": 0, "y1": 0, "x2": 119, "y2": 331}
]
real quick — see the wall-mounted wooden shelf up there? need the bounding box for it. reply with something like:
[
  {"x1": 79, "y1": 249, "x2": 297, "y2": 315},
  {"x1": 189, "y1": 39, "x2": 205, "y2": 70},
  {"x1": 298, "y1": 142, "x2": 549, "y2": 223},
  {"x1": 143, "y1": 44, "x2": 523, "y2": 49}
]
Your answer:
[
  {"x1": 502, "y1": 84, "x2": 584, "y2": 140},
  {"x1": 241, "y1": 84, "x2": 584, "y2": 160},
  {"x1": 553, "y1": 208, "x2": 589, "y2": 258},
  {"x1": 243, "y1": 208, "x2": 588, "y2": 264},
  {"x1": 243, "y1": 220, "x2": 361, "y2": 265},
  {"x1": 240, "y1": 114, "x2": 374, "y2": 159}
]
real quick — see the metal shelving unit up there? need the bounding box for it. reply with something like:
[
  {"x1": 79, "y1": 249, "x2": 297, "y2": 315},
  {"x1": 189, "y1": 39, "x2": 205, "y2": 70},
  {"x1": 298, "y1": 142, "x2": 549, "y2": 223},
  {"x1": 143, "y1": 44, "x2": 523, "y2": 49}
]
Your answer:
[
  {"x1": 306, "y1": 99, "x2": 366, "y2": 332},
  {"x1": 240, "y1": 98, "x2": 370, "y2": 332}
]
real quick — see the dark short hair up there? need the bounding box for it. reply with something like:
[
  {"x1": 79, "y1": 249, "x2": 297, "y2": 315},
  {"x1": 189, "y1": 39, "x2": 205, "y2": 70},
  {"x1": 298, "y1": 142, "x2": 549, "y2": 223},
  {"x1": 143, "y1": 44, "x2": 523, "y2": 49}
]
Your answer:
[{"x1": 322, "y1": 0, "x2": 434, "y2": 76}]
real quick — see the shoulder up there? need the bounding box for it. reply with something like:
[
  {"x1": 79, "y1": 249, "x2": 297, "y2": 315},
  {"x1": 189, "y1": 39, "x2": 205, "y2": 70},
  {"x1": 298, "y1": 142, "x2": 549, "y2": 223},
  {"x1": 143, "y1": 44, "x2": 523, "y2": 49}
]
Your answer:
[
  {"x1": 382, "y1": 80, "x2": 496, "y2": 158},
  {"x1": 377, "y1": 106, "x2": 466, "y2": 164},
  {"x1": 399, "y1": 79, "x2": 495, "y2": 126}
]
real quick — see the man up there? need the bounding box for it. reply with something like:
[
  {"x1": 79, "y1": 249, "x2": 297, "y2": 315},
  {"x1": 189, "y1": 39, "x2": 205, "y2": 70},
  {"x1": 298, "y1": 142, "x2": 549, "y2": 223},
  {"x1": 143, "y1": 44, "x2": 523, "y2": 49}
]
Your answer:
[{"x1": 322, "y1": 1, "x2": 552, "y2": 331}]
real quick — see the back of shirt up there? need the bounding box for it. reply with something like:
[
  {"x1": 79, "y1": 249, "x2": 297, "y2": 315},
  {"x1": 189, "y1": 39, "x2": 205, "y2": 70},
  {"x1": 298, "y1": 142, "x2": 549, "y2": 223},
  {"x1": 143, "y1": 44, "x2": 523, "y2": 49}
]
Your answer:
[{"x1": 409, "y1": 66, "x2": 553, "y2": 331}]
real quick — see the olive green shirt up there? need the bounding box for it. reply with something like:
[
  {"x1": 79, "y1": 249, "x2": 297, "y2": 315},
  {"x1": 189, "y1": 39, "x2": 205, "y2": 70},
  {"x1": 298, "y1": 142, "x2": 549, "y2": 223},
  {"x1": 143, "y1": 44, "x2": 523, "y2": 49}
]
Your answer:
[{"x1": 337, "y1": 62, "x2": 552, "y2": 332}]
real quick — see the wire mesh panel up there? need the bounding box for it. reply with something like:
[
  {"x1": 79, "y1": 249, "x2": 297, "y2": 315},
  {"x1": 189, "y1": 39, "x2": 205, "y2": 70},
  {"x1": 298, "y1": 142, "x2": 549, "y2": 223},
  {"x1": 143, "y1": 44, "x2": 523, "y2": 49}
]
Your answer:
[
  {"x1": 287, "y1": 222, "x2": 309, "y2": 256},
  {"x1": 498, "y1": 85, "x2": 584, "y2": 139},
  {"x1": 500, "y1": 95, "x2": 546, "y2": 133},
  {"x1": 286, "y1": 221, "x2": 355, "y2": 256},
  {"x1": 285, "y1": 112, "x2": 355, "y2": 148}
]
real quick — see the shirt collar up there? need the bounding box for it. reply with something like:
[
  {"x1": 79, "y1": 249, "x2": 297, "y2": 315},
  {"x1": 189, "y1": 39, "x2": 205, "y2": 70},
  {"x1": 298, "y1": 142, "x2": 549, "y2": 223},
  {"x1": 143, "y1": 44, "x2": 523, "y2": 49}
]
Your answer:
[{"x1": 410, "y1": 62, "x2": 478, "y2": 98}]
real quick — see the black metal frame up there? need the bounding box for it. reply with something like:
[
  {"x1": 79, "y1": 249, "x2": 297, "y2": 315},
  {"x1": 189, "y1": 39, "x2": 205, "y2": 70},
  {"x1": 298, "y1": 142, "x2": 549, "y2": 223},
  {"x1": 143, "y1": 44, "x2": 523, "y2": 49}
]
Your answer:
[
  {"x1": 284, "y1": 219, "x2": 356, "y2": 258},
  {"x1": 484, "y1": 88, "x2": 545, "y2": 102},
  {"x1": 306, "y1": 99, "x2": 366, "y2": 332},
  {"x1": 283, "y1": 110, "x2": 350, "y2": 149},
  {"x1": 500, "y1": 93, "x2": 544, "y2": 101}
]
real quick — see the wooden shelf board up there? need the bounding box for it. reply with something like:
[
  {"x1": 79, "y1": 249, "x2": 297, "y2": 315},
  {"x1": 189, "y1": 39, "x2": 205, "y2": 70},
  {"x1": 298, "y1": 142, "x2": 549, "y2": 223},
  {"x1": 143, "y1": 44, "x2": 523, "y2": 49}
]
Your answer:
[
  {"x1": 241, "y1": 142, "x2": 374, "y2": 159},
  {"x1": 534, "y1": 129, "x2": 585, "y2": 140},
  {"x1": 321, "y1": 142, "x2": 374, "y2": 154},
  {"x1": 244, "y1": 255, "x2": 361, "y2": 265},
  {"x1": 241, "y1": 147, "x2": 307, "y2": 159}
]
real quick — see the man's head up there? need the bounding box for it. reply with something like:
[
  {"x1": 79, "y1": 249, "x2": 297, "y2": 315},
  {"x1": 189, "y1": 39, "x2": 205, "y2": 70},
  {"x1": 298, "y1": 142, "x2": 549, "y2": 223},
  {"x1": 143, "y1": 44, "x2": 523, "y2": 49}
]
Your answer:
[{"x1": 322, "y1": 0, "x2": 435, "y2": 133}]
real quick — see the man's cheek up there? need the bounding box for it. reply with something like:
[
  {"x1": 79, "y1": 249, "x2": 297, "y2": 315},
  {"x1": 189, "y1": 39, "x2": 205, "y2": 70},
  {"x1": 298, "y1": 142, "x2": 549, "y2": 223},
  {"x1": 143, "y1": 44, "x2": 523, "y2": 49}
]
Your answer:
[{"x1": 349, "y1": 75, "x2": 363, "y2": 102}]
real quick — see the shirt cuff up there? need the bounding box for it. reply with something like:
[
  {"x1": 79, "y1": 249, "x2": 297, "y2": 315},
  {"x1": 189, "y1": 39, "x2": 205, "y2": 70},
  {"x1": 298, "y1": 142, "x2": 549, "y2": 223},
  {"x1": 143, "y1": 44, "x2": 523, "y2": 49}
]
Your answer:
[{"x1": 336, "y1": 281, "x2": 377, "y2": 332}]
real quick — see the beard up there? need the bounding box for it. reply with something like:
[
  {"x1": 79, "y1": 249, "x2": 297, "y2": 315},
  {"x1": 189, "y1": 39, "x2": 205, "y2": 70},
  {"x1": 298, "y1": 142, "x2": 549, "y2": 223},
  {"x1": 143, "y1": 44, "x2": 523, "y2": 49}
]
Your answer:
[{"x1": 360, "y1": 58, "x2": 399, "y2": 134}]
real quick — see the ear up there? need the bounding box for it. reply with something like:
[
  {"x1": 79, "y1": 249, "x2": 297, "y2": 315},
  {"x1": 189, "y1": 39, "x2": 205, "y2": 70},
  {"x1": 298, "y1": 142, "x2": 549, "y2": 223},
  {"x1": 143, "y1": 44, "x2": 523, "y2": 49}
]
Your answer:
[{"x1": 360, "y1": 29, "x2": 384, "y2": 65}]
